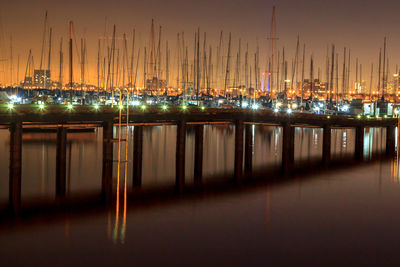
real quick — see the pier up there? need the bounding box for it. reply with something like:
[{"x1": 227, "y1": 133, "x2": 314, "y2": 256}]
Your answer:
[{"x1": 1, "y1": 105, "x2": 398, "y2": 213}]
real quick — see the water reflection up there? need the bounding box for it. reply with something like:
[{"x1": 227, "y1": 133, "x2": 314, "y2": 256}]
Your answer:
[
  {"x1": 0, "y1": 125, "x2": 390, "y2": 206},
  {"x1": 3, "y1": 159, "x2": 400, "y2": 265}
]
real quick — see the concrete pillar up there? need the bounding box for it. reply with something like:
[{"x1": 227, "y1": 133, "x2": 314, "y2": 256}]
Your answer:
[
  {"x1": 133, "y1": 125, "x2": 143, "y2": 187},
  {"x1": 282, "y1": 122, "x2": 295, "y2": 174},
  {"x1": 194, "y1": 124, "x2": 204, "y2": 183},
  {"x1": 355, "y1": 126, "x2": 364, "y2": 161},
  {"x1": 234, "y1": 120, "x2": 244, "y2": 181},
  {"x1": 244, "y1": 124, "x2": 253, "y2": 174},
  {"x1": 9, "y1": 122, "x2": 22, "y2": 214},
  {"x1": 322, "y1": 124, "x2": 331, "y2": 166},
  {"x1": 386, "y1": 125, "x2": 396, "y2": 157},
  {"x1": 176, "y1": 120, "x2": 186, "y2": 192},
  {"x1": 56, "y1": 126, "x2": 67, "y2": 199},
  {"x1": 102, "y1": 120, "x2": 113, "y2": 201}
]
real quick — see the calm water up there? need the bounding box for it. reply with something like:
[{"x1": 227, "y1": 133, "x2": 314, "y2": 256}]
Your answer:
[{"x1": 0, "y1": 125, "x2": 396, "y2": 265}]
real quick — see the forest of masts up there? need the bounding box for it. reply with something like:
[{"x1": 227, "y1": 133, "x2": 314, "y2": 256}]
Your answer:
[{"x1": 0, "y1": 10, "x2": 398, "y2": 101}]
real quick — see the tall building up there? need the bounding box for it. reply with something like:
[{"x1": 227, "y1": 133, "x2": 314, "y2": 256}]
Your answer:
[{"x1": 34, "y1": 70, "x2": 51, "y2": 88}]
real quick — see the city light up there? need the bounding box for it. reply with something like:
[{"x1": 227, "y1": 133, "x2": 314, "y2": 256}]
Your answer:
[
  {"x1": 94, "y1": 104, "x2": 100, "y2": 110},
  {"x1": 182, "y1": 105, "x2": 188, "y2": 110},
  {"x1": 242, "y1": 102, "x2": 249, "y2": 108},
  {"x1": 201, "y1": 106, "x2": 206, "y2": 111},
  {"x1": 162, "y1": 105, "x2": 168, "y2": 111},
  {"x1": 119, "y1": 104, "x2": 124, "y2": 110},
  {"x1": 39, "y1": 104, "x2": 45, "y2": 110},
  {"x1": 7, "y1": 103, "x2": 14, "y2": 110},
  {"x1": 274, "y1": 108, "x2": 279, "y2": 113},
  {"x1": 251, "y1": 104, "x2": 259, "y2": 110},
  {"x1": 287, "y1": 108, "x2": 292, "y2": 114},
  {"x1": 67, "y1": 104, "x2": 73, "y2": 110}
]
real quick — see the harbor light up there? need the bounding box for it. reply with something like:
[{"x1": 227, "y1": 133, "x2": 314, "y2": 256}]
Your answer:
[
  {"x1": 39, "y1": 104, "x2": 45, "y2": 110},
  {"x1": 161, "y1": 105, "x2": 168, "y2": 111},
  {"x1": 94, "y1": 104, "x2": 100, "y2": 110},
  {"x1": 182, "y1": 105, "x2": 188, "y2": 110},
  {"x1": 140, "y1": 104, "x2": 146, "y2": 110},
  {"x1": 201, "y1": 106, "x2": 206, "y2": 111},
  {"x1": 67, "y1": 104, "x2": 73, "y2": 110},
  {"x1": 287, "y1": 108, "x2": 292, "y2": 114},
  {"x1": 7, "y1": 103, "x2": 14, "y2": 110},
  {"x1": 131, "y1": 100, "x2": 140, "y2": 106},
  {"x1": 357, "y1": 114, "x2": 362, "y2": 119}
]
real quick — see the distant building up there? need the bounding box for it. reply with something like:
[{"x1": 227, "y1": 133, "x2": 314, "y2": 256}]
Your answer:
[{"x1": 34, "y1": 70, "x2": 51, "y2": 88}]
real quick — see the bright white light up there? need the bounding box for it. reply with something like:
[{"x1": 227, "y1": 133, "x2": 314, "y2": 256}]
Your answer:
[
  {"x1": 218, "y1": 99, "x2": 224, "y2": 104},
  {"x1": 276, "y1": 102, "x2": 282, "y2": 108},
  {"x1": 319, "y1": 103, "x2": 323, "y2": 108},
  {"x1": 251, "y1": 104, "x2": 259, "y2": 110},
  {"x1": 287, "y1": 108, "x2": 293, "y2": 114},
  {"x1": 162, "y1": 105, "x2": 168, "y2": 110},
  {"x1": 242, "y1": 102, "x2": 249, "y2": 108},
  {"x1": 131, "y1": 100, "x2": 140, "y2": 106},
  {"x1": 342, "y1": 105, "x2": 349, "y2": 112},
  {"x1": 314, "y1": 107, "x2": 320, "y2": 112},
  {"x1": 7, "y1": 103, "x2": 14, "y2": 110},
  {"x1": 292, "y1": 103, "x2": 298, "y2": 109},
  {"x1": 67, "y1": 104, "x2": 73, "y2": 110},
  {"x1": 119, "y1": 104, "x2": 124, "y2": 110},
  {"x1": 395, "y1": 109, "x2": 399, "y2": 115},
  {"x1": 274, "y1": 108, "x2": 279, "y2": 113},
  {"x1": 39, "y1": 104, "x2": 45, "y2": 110},
  {"x1": 94, "y1": 104, "x2": 99, "y2": 110}
]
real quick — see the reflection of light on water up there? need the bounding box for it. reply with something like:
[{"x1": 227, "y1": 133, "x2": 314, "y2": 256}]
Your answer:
[
  {"x1": 342, "y1": 131, "x2": 347, "y2": 149},
  {"x1": 392, "y1": 121, "x2": 400, "y2": 183},
  {"x1": 113, "y1": 101, "x2": 130, "y2": 244}
]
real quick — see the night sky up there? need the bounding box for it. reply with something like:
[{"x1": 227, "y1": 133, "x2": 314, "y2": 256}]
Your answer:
[{"x1": 1, "y1": 0, "x2": 400, "y2": 85}]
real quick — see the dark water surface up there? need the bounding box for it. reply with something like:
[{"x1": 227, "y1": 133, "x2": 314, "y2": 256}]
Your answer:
[{"x1": 0, "y1": 125, "x2": 396, "y2": 266}]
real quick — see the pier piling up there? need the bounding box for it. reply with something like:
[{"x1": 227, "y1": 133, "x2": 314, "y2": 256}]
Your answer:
[
  {"x1": 386, "y1": 125, "x2": 395, "y2": 156},
  {"x1": 234, "y1": 120, "x2": 244, "y2": 182},
  {"x1": 133, "y1": 125, "x2": 143, "y2": 187},
  {"x1": 176, "y1": 120, "x2": 186, "y2": 192},
  {"x1": 56, "y1": 126, "x2": 67, "y2": 199},
  {"x1": 244, "y1": 124, "x2": 253, "y2": 174},
  {"x1": 322, "y1": 124, "x2": 331, "y2": 166},
  {"x1": 9, "y1": 122, "x2": 22, "y2": 214},
  {"x1": 194, "y1": 124, "x2": 204, "y2": 183},
  {"x1": 282, "y1": 122, "x2": 295, "y2": 174},
  {"x1": 102, "y1": 120, "x2": 113, "y2": 202},
  {"x1": 355, "y1": 126, "x2": 364, "y2": 161}
]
